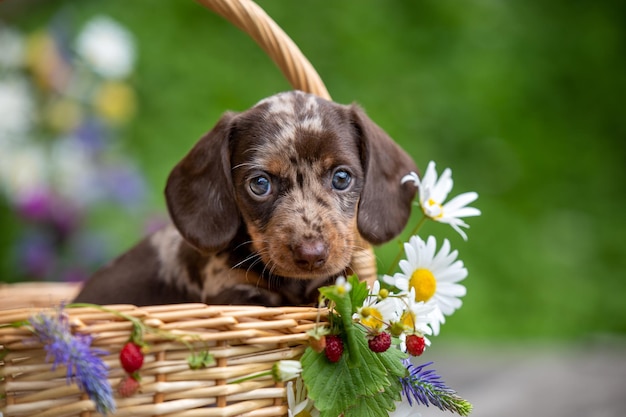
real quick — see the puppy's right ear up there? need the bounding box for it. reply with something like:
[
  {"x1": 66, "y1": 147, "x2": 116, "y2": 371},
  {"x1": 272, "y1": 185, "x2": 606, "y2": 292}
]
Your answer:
[{"x1": 165, "y1": 112, "x2": 241, "y2": 253}]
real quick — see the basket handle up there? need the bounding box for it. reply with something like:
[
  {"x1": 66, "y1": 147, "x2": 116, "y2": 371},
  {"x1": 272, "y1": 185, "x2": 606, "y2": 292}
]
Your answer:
[
  {"x1": 195, "y1": 0, "x2": 330, "y2": 99},
  {"x1": 195, "y1": 0, "x2": 378, "y2": 285}
]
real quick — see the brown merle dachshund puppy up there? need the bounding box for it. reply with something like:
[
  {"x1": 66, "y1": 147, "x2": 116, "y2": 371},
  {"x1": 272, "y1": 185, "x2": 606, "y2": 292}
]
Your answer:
[{"x1": 74, "y1": 91, "x2": 417, "y2": 306}]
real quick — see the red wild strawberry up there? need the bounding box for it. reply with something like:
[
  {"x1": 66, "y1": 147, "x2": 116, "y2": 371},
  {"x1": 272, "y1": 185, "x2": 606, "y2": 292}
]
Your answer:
[
  {"x1": 120, "y1": 342, "x2": 144, "y2": 374},
  {"x1": 368, "y1": 332, "x2": 391, "y2": 353},
  {"x1": 406, "y1": 334, "x2": 426, "y2": 356},
  {"x1": 324, "y1": 335, "x2": 344, "y2": 363},
  {"x1": 117, "y1": 374, "x2": 140, "y2": 397}
]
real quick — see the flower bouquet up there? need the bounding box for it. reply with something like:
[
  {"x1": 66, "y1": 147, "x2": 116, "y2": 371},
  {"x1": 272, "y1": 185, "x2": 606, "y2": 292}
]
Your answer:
[{"x1": 288, "y1": 160, "x2": 480, "y2": 417}]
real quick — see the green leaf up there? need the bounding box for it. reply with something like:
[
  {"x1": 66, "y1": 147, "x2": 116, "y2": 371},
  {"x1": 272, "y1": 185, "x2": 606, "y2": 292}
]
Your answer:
[
  {"x1": 302, "y1": 347, "x2": 361, "y2": 416},
  {"x1": 344, "y1": 383, "x2": 400, "y2": 417},
  {"x1": 343, "y1": 362, "x2": 404, "y2": 417},
  {"x1": 302, "y1": 336, "x2": 388, "y2": 416},
  {"x1": 302, "y1": 326, "x2": 408, "y2": 417},
  {"x1": 187, "y1": 350, "x2": 214, "y2": 370},
  {"x1": 375, "y1": 340, "x2": 409, "y2": 379},
  {"x1": 348, "y1": 274, "x2": 369, "y2": 313}
]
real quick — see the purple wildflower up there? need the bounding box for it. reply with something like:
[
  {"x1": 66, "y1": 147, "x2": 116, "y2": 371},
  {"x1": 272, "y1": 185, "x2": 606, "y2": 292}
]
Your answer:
[
  {"x1": 16, "y1": 189, "x2": 81, "y2": 238},
  {"x1": 400, "y1": 359, "x2": 472, "y2": 416},
  {"x1": 99, "y1": 164, "x2": 147, "y2": 208},
  {"x1": 75, "y1": 118, "x2": 107, "y2": 154},
  {"x1": 16, "y1": 233, "x2": 56, "y2": 278},
  {"x1": 16, "y1": 188, "x2": 55, "y2": 221},
  {"x1": 29, "y1": 308, "x2": 115, "y2": 415}
]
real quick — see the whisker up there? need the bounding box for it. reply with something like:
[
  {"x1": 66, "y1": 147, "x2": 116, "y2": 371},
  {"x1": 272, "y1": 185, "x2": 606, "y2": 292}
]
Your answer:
[
  {"x1": 232, "y1": 239, "x2": 254, "y2": 252},
  {"x1": 231, "y1": 251, "x2": 260, "y2": 270}
]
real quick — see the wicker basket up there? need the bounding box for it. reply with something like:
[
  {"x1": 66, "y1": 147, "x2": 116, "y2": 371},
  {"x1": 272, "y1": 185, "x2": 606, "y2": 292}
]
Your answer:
[
  {"x1": 1, "y1": 303, "x2": 326, "y2": 417},
  {"x1": 0, "y1": 1, "x2": 377, "y2": 416}
]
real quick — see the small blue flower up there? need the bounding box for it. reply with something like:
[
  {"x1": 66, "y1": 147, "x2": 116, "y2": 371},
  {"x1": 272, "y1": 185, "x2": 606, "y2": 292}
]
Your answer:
[
  {"x1": 29, "y1": 308, "x2": 115, "y2": 415},
  {"x1": 399, "y1": 359, "x2": 472, "y2": 416}
]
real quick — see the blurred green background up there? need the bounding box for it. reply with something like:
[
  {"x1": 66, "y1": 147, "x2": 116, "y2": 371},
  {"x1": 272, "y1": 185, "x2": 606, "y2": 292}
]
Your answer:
[{"x1": 1, "y1": 0, "x2": 624, "y2": 343}]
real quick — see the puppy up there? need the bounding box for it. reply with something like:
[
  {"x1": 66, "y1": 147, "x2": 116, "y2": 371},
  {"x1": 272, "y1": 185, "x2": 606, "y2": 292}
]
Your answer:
[{"x1": 74, "y1": 91, "x2": 417, "y2": 306}]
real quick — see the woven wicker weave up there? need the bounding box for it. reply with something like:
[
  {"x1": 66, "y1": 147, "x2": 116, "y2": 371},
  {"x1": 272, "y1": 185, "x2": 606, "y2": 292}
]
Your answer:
[{"x1": 1, "y1": 1, "x2": 377, "y2": 416}]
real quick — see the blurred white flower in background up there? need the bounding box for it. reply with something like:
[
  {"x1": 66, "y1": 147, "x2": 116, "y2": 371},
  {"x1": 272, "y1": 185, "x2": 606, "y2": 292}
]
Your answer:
[
  {"x1": 75, "y1": 16, "x2": 136, "y2": 79},
  {"x1": 0, "y1": 76, "x2": 36, "y2": 138},
  {"x1": 0, "y1": 144, "x2": 48, "y2": 200},
  {"x1": 0, "y1": 25, "x2": 25, "y2": 69},
  {"x1": 49, "y1": 137, "x2": 100, "y2": 205},
  {"x1": 0, "y1": 76, "x2": 38, "y2": 199}
]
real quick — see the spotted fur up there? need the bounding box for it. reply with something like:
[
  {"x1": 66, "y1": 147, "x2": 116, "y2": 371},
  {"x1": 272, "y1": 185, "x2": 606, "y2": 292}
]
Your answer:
[{"x1": 75, "y1": 91, "x2": 417, "y2": 306}]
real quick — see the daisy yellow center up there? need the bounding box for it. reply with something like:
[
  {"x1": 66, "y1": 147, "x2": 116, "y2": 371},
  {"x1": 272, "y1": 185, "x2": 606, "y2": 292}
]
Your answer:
[
  {"x1": 295, "y1": 411, "x2": 313, "y2": 417},
  {"x1": 400, "y1": 311, "x2": 416, "y2": 329},
  {"x1": 425, "y1": 198, "x2": 444, "y2": 219},
  {"x1": 409, "y1": 268, "x2": 437, "y2": 302},
  {"x1": 361, "y1": 307, "x2": 384, "y2": 330}
]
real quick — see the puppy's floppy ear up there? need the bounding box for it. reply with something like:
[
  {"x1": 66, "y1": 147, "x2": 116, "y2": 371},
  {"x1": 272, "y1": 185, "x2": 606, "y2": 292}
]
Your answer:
[
  {"x1": 351, "y1": 105, "x2": 418, "y2": 245},
  {"x1": 165, "y1": 112, "x2": 240, "y2": 253}
]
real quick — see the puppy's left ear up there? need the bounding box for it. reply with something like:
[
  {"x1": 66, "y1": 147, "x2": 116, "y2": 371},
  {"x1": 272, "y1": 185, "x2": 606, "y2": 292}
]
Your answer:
[{"x1": 351, "y1": 105, "x2": 418, "y2": 245}]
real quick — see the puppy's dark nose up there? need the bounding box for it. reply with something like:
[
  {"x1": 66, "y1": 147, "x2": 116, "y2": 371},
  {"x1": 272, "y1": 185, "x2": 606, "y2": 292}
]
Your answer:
[{"x1": 292, "y1": 239, "x2": 328, "y2": 271}]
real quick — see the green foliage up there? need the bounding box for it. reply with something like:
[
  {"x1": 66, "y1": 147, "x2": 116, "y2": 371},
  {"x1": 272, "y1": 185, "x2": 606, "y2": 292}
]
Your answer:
[
  {"x1": 344, "y1": 383, "x2": 401, "y2": 417},
  {"x1": 348, "y1": 275, "x2": 370, "y2": 313},
  {"x1": 305, "y1": 276, "x2": 408, "y2": 417},
  {"x1": 301, "y1": 325, "x2": 407, "y2": 417}
]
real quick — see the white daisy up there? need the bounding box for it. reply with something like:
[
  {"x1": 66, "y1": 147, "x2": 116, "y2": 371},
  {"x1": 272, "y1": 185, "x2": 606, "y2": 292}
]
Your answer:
[
  {"x1": 355, "y1": 280, "x2": 402, "y2": 332},
  {"x1": 286, "y1": 377, "x2": 319, "y2": 417},
  {"x1": 402, "y1": 161, "x2": 480, "y2": 240},
  {"x1": 396, "y1": 288, "x2": 435, "y2": 337},
  {"x1": 333, "y1": 276, "x2": 351, "y2": 296},
  {"x1": 384, "y1": 235, "x2": 467, "y2": 335},
  {"x1": 392, "y1": 287, "x2": 434, "y2": 352}
]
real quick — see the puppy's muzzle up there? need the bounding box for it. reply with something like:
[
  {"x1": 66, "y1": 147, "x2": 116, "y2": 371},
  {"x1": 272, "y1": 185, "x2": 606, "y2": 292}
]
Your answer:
[{"x1": 292, "y1": 238, "x2": 329, "y2": 271}]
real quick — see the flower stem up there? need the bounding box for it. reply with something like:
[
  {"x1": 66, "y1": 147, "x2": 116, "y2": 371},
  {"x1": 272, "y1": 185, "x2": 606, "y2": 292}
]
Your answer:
[
  {"x1": 386, "y1": 215, "x2": 428, "y2": 276},
  {"x1": 228, "y1": 370, "x2": 272, "y2": 384}
]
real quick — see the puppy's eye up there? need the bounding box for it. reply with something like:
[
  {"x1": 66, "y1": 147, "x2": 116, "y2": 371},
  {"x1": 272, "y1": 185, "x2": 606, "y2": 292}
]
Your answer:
[
  {"x1": 249, "y1": 175, "x2": 271, "y2": 197},
  {"x1": 331, "y1": 169, "x2": 352, "y2": 191}
]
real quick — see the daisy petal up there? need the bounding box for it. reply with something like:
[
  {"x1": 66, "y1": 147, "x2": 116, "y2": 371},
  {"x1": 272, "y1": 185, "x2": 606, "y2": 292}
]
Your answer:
[
  {"x1": 448, "y1": 206, "x2": 482, "y2": 218},
  {"x1": 450, "y1": 222, "x2": 469, "y2": 241},
  {"x1": 443, "y1": 191, "x2": 479, "y2": 212},
  {"x1": 431, "y1": 167, "x2": 453, "y2": 203}
]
